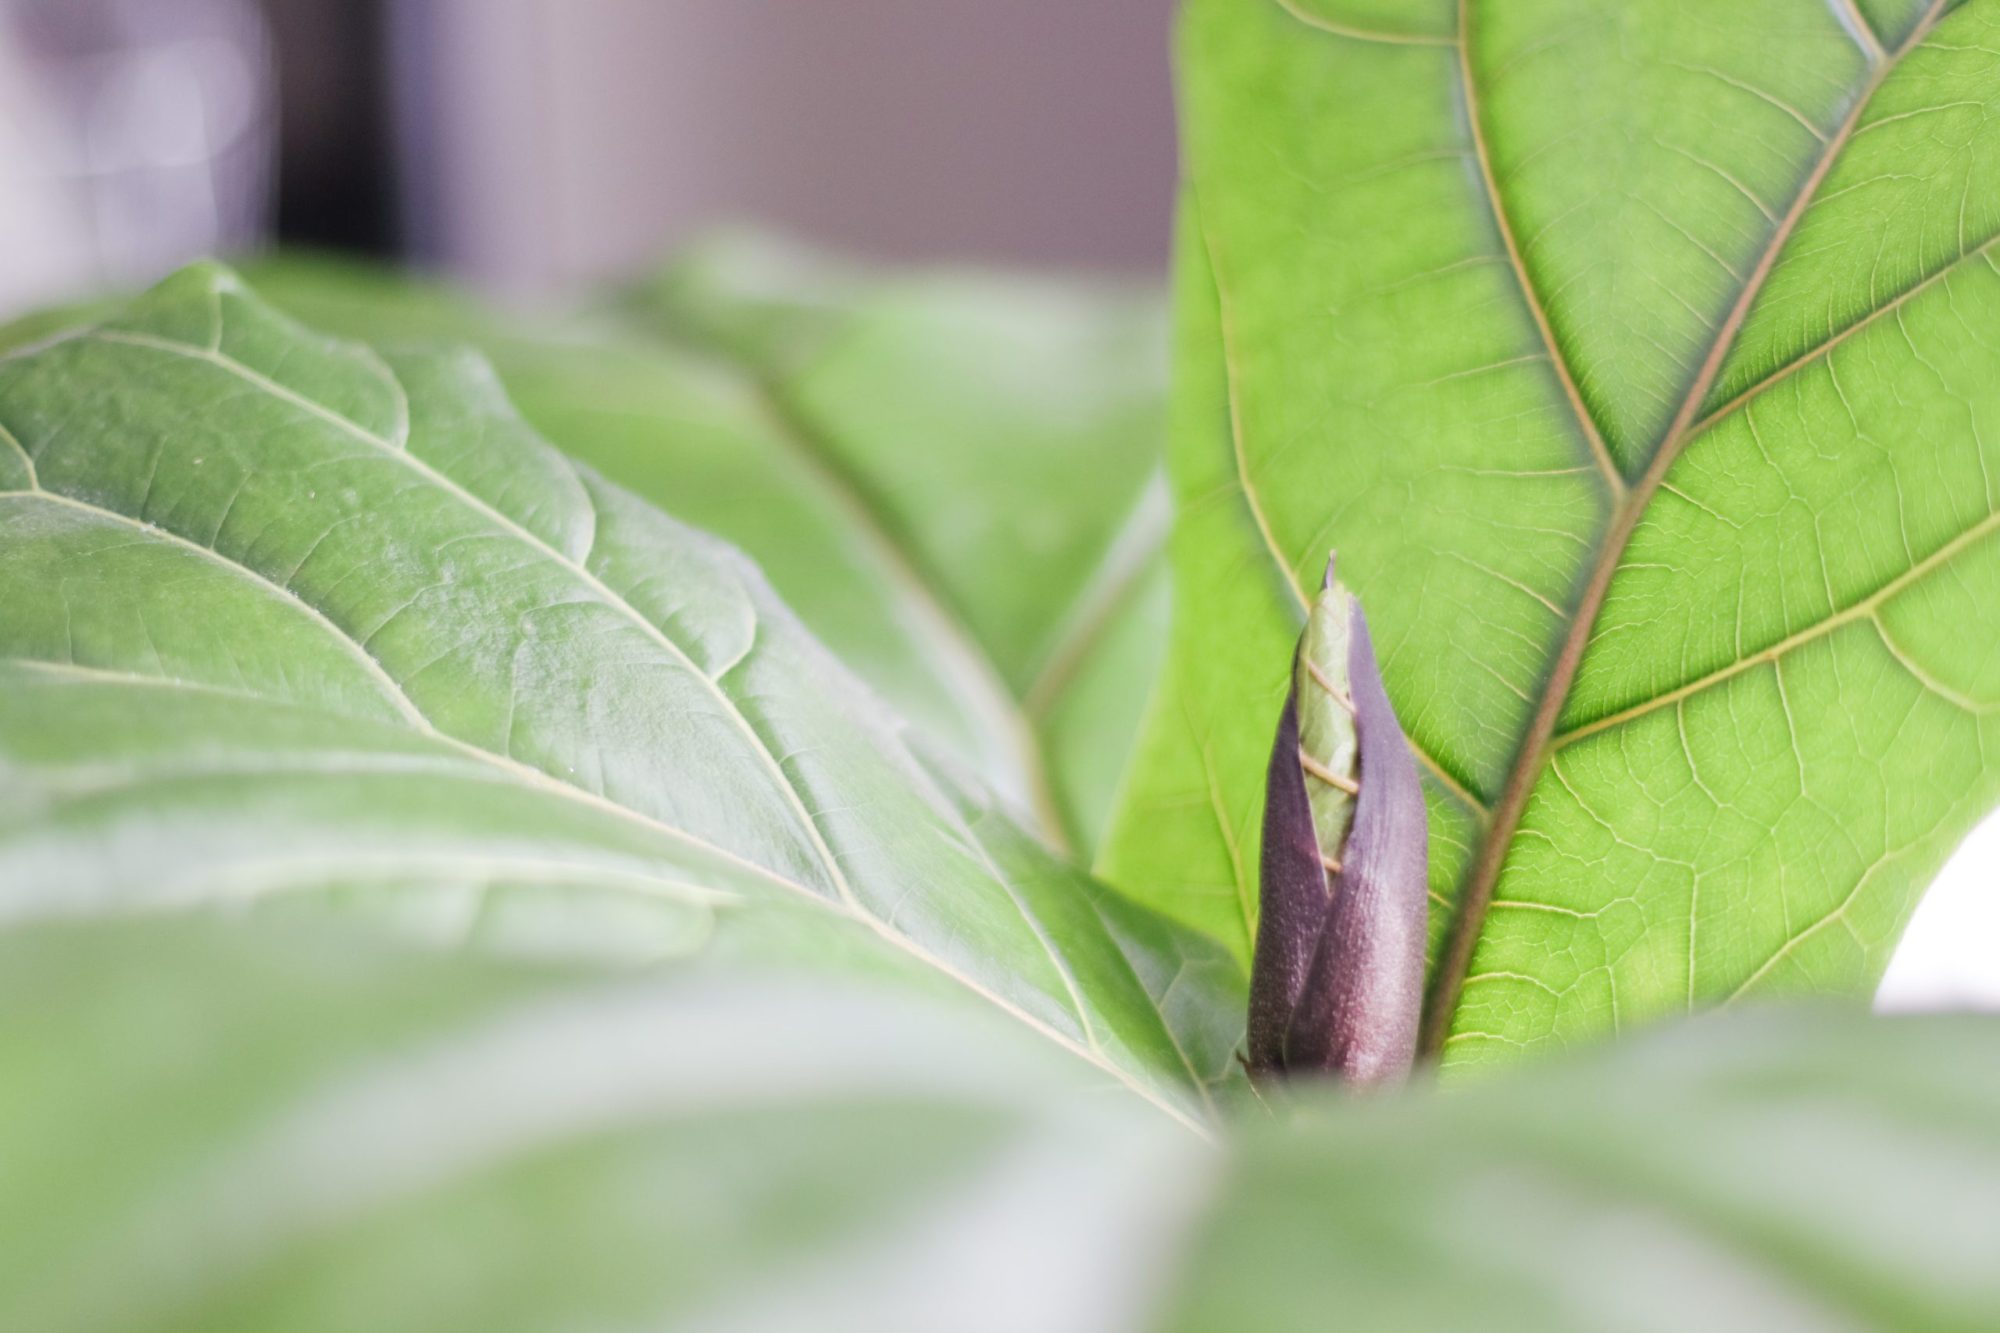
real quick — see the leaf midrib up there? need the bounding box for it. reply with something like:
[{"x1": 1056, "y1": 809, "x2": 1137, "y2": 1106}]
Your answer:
[
  {"x1": 3, "y1": 329, "x2": 1217, "y2": 1132},
  {"x1": 1418, "y1": 0, "x2": 1954, "y2": 1053},
  {"x1": 1453, "y1": 0, "x2": 1627, "y2": 501}
]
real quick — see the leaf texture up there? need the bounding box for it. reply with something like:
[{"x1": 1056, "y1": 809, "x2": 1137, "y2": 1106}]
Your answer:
[
  {"x1": 223, "y1": 243, "x2": 1171, "y2": 859},
  {"x1": 0, "y1": 266, "x2": 1238, "y2": 1127},
  {"x1": 1108, "y1": 0, "x2": 2000, "y2": 1067}
]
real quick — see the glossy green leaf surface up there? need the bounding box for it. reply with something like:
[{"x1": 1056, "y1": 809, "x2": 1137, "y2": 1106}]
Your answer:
[
  {"x1": 0, "y1": 266, "x2": 1238, "y2": 1127},
  {"x1": 240, "y1": 243, "x2": 1171, "y2": 858},
  {"x1": 1110, "y1": 0, "x2": 2000, "y2": 1067},
  {"x1": 9, "y1": 920, "x2": 1999, "y2": 1331}
]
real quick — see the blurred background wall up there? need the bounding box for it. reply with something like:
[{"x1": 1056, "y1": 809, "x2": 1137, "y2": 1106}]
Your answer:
[
  {"x1": 0, "y1": 0, "x2": 1178, "y2": 315},
  {"x1": 0, "y1": 0, "x2": 275, "y2": 314},
  {"x1": 402, "y1": 0, "x2": 1179, "y2": 293}
]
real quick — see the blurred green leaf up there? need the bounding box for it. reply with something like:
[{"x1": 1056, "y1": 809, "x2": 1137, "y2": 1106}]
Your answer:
[
  {"x1": 1108, "y1": 0, "x2": 2000, "y2": 1068},
  {"x1": 8, "y1": 920, "x2": 1997, "y2": 1331},
  {"x1": 1175, "y1": 1002, "x2": 2000, "y2": 1332},
  {"x1": 0, "y1": 920, "x2": 1198, "y2": 1333},
  {"x1": 0, "y1": 266, "x2": 1239, "y2": 1129}
]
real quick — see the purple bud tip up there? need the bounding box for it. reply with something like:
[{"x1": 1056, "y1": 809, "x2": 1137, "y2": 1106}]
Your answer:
[{"x1": 1247, "y1": 589, "x2": 1429, "y2": 1088}]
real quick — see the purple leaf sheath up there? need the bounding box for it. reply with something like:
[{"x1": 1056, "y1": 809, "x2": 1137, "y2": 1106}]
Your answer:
[{"x1": 1247, "y1": 585, "x2": 1429, "y2": 1086}]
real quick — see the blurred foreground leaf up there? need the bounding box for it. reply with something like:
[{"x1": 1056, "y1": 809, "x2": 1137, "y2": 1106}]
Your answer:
[
  {"x1": 6, "y1": 921, "x2": 1997, "y2": 1331},
  {"x1": 0, "y1": 921, "x2": 1198, "y2": 1333},
  {"x1": 1174, "y1": 1001, "x2": 2000, "y2": 1332}
]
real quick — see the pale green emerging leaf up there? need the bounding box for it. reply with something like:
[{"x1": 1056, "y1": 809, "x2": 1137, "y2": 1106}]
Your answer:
[
  {"x1": 1110, "y1": 0, "x2": 2000, "y2": 1069},
  {"x1": 1295, "y1": 564, "x2": 1359, "y2": 862}
]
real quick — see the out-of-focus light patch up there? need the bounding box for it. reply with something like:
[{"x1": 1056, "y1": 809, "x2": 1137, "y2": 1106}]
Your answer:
[{"x1": 1877, "y1": 808, "x2": 2000, "y2": 1012}]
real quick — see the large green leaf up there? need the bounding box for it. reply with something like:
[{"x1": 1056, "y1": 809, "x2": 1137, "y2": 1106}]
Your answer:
[
  {"x1": 225, "y1": 242, "x2": 1170, "y2": 859},
  {"x1": 10, "y1": 920, "x2": 1999, "y2": 1330},
  {"x1": 1109, "y1": 0, "x2": 2000, "y2": 1068},
  {"x1": 0, "y1": 265, "x2": 1238, "y2": 1127}
]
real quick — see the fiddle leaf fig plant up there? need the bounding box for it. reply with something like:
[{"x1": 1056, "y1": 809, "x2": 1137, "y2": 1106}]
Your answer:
[
  {"x1": 1108, "y1": 0, "x2": 2000, "y2": 1068},
  {"x1": 6, "y1": 0, "x2": 2000, "y2": 1327}
]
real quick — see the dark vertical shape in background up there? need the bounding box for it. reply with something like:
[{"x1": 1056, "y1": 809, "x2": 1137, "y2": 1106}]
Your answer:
[
  {"x1": 260, "y1": 0, "x2": 397, "y2": 255},
  {"x1": 381, "y1": 0, "x2": 444, "y2": 266}
]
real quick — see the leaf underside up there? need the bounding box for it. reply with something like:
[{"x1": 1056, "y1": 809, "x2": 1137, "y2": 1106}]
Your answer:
[
  {"x1": 1106, "y1": 0, "x2": 2000, "y2": 1067},
  {"x1": 0, "y1": 266, "x2": 1239, "y2": 1128}
]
